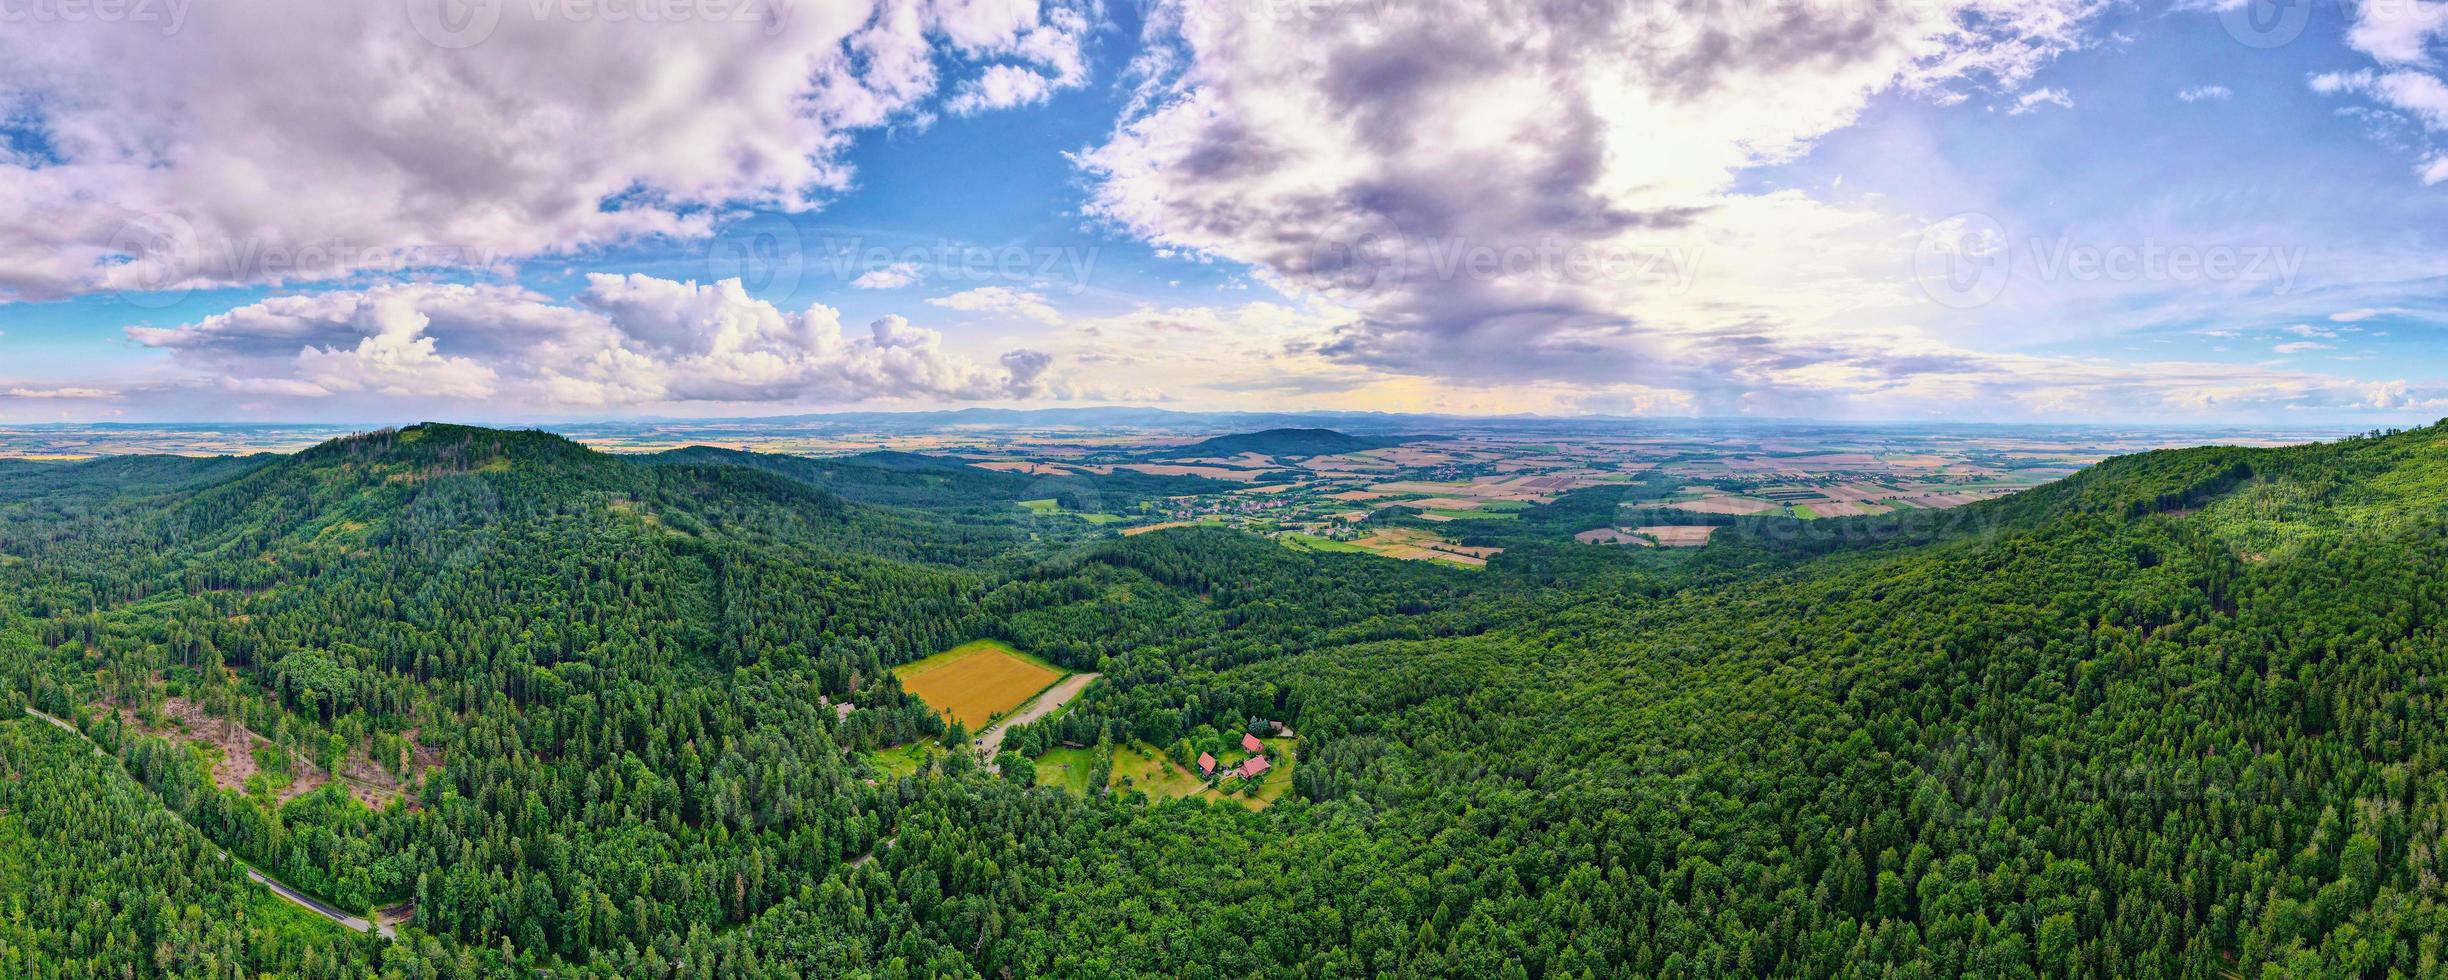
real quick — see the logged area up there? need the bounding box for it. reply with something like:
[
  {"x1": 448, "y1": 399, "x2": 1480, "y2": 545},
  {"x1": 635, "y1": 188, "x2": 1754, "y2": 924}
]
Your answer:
[{"x1": 892, "y1": 640, "x2": 1066, "y2": 730}]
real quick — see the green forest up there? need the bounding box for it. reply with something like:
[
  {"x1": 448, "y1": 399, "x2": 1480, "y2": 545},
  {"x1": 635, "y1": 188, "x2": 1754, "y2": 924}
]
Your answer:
[{"x1": 4, "y1": 421, "x2": 2448, "y2": 977}]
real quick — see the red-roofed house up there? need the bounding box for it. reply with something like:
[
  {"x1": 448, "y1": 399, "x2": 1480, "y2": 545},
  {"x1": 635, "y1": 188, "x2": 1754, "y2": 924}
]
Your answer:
[
  {"x1": 1241, "y1": 733, "x2": 1264, "y2": 753},
  {"x1": 1197, "y1": 752, "x2": 1216, "y2": 776},
  {"x1": 1239, "y1": 755, "x2": 1271, "y2": 779}
]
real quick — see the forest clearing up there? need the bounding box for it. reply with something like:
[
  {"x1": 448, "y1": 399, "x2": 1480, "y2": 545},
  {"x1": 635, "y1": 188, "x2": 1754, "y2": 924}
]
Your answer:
[{"x1": 893, "y1": 640, "x2": 1067, "y2": 730}]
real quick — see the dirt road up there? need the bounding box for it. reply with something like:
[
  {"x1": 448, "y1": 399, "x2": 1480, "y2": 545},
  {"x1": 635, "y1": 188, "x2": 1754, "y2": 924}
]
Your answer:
[
  {"x1": 974, "y1": 673, "x2": 1098, "y2": 760},
  {"x1": 19, "y1": 706, "x2": 395, "y2": 939}
]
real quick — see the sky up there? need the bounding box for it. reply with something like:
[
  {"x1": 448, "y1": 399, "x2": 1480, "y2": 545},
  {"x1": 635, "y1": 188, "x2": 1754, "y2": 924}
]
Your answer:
[{"x1": 2, "y1": 0, "x2": 2447, "y2": 424}]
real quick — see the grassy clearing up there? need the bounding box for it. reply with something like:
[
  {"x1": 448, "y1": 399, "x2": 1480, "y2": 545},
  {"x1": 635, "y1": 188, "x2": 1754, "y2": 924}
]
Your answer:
[
  {"x1": 1032, "y1": 747, "x2": 1099, "y2": 795},
  {"x1": 1017, "y1": 498, "x2": 1126, "y2": 523},
  {"x1": 1280, "y1": 532, "x2": 1370, "y2": 554},
  {"x1": 1036, "y1": 738, "x2": 1299, "y2": 810},
  {"x1": 867, "y1": 743, "x2": 940, "y2": 778},
  {"x1": 894, "y1": 640, "x2": 1067, "y2": 730},
  {"x1": 1111, "y1": 742, "x2": 1209, "y2": 798}
]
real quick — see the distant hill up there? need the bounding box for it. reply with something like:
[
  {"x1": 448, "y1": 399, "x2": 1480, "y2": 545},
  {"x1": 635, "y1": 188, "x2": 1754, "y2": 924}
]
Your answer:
[
  {"x1": 649, "y1": 444, "x2": 1238, "y2": 512},
  {"x1": 1153, "y1": 427, "x2": 1416, "y2": 460}
]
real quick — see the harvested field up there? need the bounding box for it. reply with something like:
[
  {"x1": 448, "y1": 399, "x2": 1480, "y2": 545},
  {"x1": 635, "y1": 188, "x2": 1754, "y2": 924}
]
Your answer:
[
  {"x1": 1818, "y1": 482, "x2": 1904, "y2": 503},
  {"x1": 1575, "y1": 527, "x2": 1654, "y2": 546},
  {"x1": 1111, "y1": 463, "x2": 1273, "y2": 482},
  {"x1": 1300, "y1": 454, "x2": 1399, "y2": 473},
  {"x1": 894, "y1": 640, "x2": 1066, "y2": 730},
  {"x1": 1356, "y1": 528, "x2": 1499, "y2": 565},
  {"x1": 1123, "y1": 520, "x2": 1203, "y2": 536},
  {"x1": 1669, "y1": 495, "x2": 1781, "y2": 516},
  {"x1": 1388, "y1": 497, "x2": 1487, "y2": 511},
  {"x1": 1806, "y1": 500, "x2": 1893, "y2": 518},
  {"x1": 1641, "y1": 525, "x2": 1718, "y2": 547}
]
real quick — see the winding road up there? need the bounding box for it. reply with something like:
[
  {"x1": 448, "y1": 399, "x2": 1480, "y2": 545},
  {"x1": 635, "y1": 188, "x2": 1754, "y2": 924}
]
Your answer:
[
  {"x1": 975, "y1": 672, "x2": 1099, "y2": 762},
  {"x1": 20, "y1": 706, "x2": 396, "y2": 939}
]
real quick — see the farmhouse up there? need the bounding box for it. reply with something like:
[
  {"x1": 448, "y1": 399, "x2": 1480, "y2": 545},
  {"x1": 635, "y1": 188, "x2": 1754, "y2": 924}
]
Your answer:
[
  {"x1": 1197, "y1": 752, "x2": 1216, "y2": 776},
  {"x1": 1241, "y1": 733, "x2": 1264, "y2": 753},
  {"x1": 1239, "y1": 756, "x2": 1271, "y2": 779}
]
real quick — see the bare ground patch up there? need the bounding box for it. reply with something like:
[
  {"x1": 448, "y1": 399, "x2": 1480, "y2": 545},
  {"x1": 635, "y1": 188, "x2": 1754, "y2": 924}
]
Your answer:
[{"x1": 116, "y1": 696, "x2": 425, "y2": 810}]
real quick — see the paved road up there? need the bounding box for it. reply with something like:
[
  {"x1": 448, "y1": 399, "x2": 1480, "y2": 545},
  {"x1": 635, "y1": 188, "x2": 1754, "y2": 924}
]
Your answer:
[
  {"x1": 19, "y1": 706, "x2": 394, "y2": 939},
  {"x1": 974, "y1": 673, "x2": 1099, "y2": 761}
]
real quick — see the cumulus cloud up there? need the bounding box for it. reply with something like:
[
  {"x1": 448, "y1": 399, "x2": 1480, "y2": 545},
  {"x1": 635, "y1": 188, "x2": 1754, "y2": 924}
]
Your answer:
[
  {"x1": 852, "y1": 263, "x2": 925, "y2": 289},
  {"x1": 1075, "y1": 0, "x2": 2139, "y2": 413},
  {"x1": 0, "y1": 0, "x2": 1094, "y2": 302},
  {"x1": 2177, "y1": 85, "x2": 2232, "y2": 102},
  {"x1": 2346, "y1": 0, "x2": 2448, "y2": 64},
  {"x1": 927, "y1": 286, "x2": 1064, "y2": 324},
  {"x1": 125, "y1": 277, "x2": 1061, "y2": 408}
]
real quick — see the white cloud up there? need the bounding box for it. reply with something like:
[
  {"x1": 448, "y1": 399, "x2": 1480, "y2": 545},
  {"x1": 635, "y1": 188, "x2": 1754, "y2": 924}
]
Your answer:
[
  {"x1": 2177, "y1": 85, "x2": 2232, "y2": 102},
  {"x1": 2275, "y1": 341, "x2": 2333, "y2": 354},
  {"x1": 928, "y1": 286, "x2": 1064, "y2": 324},
  {"x1": 2333, "y1": 307, "x2": 2410, "y2": 321},
  {"x1": 947, "y1": 63, "x2": 1067, "y2": 114},
  {"x1": 2009, "y1": 87, "x2": 2076, "y2": 114},
  {"x1": 852, "y1": 263, "x2": 925, "y2": 289},
  {"x1": 1074, "y1": 0, "x2": 2167, "y2": 413},
  {"x1": 126, "y1": 277, "x2": 1061, "y2": 408},
  {"x1": 2310, "y1": 19, "x2": 2448, "y2": 180},
  {"x1": 0, "y1": 0, "x2": 1094, "y2": 302},
  {"x1": 2347, "y1": 0, "x2": 2448, "y2": 64},
  {"x1": 2, "y1": 386, "x2": 115, "y2": 399}
]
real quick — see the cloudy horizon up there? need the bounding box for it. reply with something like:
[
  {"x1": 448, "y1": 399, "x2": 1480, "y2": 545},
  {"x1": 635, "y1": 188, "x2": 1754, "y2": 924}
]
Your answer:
[{"x1": 4, "y1": 0, "x2": 2448, "y2": 424}]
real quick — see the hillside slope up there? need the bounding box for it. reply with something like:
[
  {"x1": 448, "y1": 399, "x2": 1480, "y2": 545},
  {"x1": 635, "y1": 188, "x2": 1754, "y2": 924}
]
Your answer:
[{"x1": 4, "y1": 424, "x2": 2446, "y2": 977}]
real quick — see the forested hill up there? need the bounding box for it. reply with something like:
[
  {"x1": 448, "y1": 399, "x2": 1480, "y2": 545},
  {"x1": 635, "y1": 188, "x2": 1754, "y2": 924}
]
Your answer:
[
  {"x1": 4, "y1": 422, "x2": 2448, "y2": 977},
  {"x1": 648, "y1": 443, "x2": 1236, "y2": 513},
  {"x1": 1154, "y1": 426, "x2": 1411, "y2": 459}
]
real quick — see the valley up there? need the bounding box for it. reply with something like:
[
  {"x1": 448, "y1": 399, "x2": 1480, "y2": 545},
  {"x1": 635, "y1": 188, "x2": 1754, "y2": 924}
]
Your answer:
[{"x1": 0, "y1": 415, "x2": 2439, "y2": 978}]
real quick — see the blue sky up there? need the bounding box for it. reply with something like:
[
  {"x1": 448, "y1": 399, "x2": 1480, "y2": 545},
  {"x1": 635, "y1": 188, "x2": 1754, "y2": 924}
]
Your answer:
[{"x1": 3, "y1": 0, "x2": 2446, "y2": 423}]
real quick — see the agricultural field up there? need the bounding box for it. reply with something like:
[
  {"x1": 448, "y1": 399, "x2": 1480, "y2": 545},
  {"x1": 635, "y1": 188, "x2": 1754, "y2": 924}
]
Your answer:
[
  {"x1": 892, "y1": 640, "x2": 1067, "y2": 730},
  {"x1": 1642, "y1": 526, "x2": 1718, "y2": 547},
  {"x1": 1280, "y1": 527, "x2": 1497, "y2": 566}
]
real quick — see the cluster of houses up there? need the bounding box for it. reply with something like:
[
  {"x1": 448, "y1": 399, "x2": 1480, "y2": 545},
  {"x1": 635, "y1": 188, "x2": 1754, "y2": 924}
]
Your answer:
[{"x1": 1196, "y1": 732, "x2": 1274, "y2": 782}]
